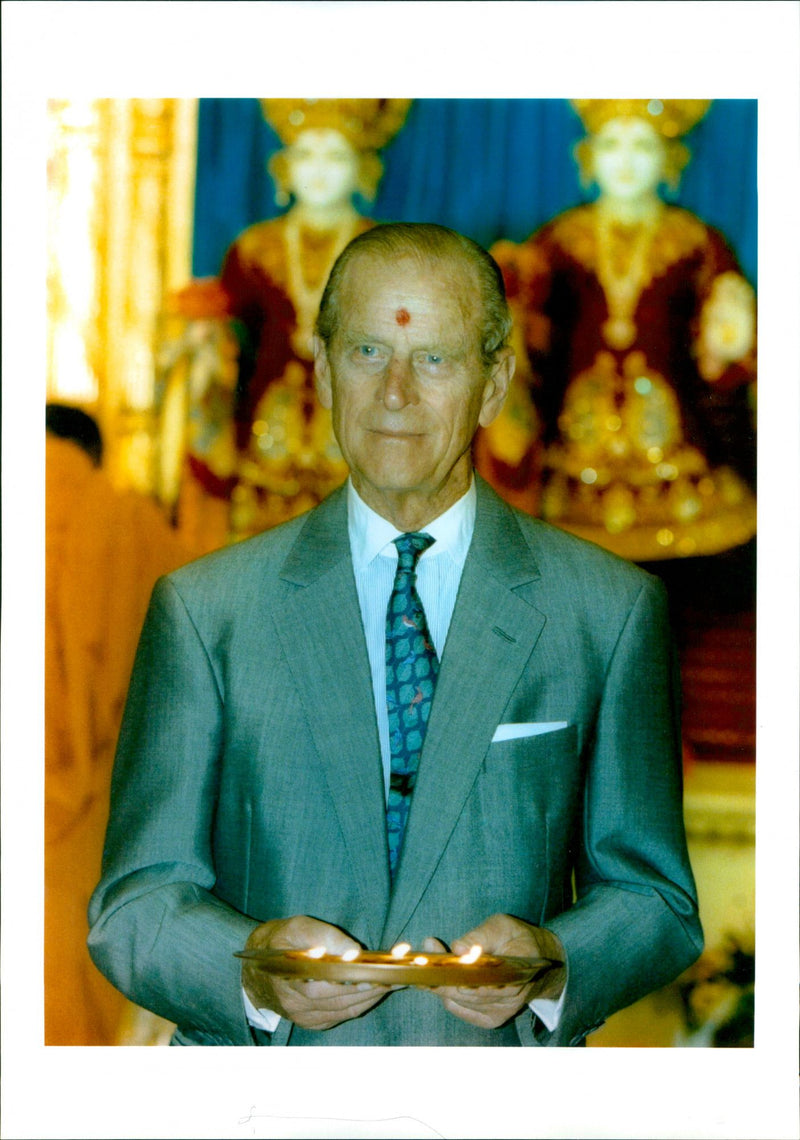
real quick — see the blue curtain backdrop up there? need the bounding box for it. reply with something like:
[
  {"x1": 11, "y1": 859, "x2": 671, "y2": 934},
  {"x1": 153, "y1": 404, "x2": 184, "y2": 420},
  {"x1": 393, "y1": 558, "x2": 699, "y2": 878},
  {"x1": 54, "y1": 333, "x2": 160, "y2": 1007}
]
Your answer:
[{"x1": 192, "y1": 98, "x2": 757, "y2": 286}]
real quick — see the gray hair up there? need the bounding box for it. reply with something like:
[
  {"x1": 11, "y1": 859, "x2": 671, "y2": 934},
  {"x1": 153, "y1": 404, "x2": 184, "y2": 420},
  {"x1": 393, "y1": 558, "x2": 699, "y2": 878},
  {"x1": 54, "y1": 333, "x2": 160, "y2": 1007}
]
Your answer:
[{"x1": 315, "y1": 222, "x2": 513, "y2": 367}]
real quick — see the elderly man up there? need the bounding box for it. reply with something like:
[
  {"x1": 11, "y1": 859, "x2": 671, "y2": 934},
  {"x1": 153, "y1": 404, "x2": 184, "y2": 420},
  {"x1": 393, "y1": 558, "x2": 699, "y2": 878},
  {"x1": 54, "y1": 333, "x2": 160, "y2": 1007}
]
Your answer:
[{"x1": 88, "y1": 222, "x2": 702, "y2": 1046}]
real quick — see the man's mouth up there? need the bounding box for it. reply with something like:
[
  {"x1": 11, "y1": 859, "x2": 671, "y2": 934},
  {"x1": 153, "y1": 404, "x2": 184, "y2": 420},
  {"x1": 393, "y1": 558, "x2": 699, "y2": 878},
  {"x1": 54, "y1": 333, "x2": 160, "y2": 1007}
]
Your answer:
[{"x1": 370, "y1": 428, "x2": 423, "y2": 439}]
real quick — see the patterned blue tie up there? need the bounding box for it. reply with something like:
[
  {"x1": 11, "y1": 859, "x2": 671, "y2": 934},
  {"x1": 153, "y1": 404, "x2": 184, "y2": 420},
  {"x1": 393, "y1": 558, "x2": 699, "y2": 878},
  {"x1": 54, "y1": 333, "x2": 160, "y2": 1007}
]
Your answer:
[{"x1": 385, "y1": 532, "x2": 439, "y2": 877}]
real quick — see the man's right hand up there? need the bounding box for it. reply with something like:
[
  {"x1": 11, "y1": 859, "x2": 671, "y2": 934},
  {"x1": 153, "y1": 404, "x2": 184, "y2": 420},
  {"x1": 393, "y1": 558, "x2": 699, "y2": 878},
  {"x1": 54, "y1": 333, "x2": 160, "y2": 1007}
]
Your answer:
[{"x1": 241, "y1": 916, "x2": 390, "y2": 1031}]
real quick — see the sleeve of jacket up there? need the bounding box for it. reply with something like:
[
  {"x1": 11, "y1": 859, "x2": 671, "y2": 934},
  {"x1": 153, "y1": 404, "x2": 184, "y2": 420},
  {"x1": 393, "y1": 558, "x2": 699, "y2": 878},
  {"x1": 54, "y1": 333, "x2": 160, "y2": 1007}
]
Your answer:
[
  {"x1": 87, "y1": 576, "x2": 259, "y2": 1045},
  {"x1": 535, "y1": 574, "x2": 703, "y2": 1046}
]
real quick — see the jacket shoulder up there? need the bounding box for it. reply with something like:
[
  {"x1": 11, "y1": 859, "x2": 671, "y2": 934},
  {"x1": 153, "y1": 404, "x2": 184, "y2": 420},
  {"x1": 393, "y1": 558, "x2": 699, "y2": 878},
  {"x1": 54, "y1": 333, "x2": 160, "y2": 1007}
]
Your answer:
[
  {"x1": 506, "y1": 501, "x2": 664, "y2": 607},
  {"x1": 164, "y1": 510, "x2": 309, "y2": 598}
]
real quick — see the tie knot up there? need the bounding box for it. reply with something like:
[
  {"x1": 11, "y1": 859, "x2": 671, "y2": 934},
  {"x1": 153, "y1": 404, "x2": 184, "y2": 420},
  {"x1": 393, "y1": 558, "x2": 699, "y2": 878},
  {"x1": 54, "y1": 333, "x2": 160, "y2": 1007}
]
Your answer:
[{"x1": 394, "y1": 532, "x2": 435, "y2": 572}]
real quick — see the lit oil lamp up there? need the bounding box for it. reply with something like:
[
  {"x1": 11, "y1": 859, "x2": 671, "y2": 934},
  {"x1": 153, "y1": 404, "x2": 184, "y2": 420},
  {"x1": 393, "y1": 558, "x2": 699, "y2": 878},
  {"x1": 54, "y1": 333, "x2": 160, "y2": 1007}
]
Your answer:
[
  {"x1": 458, "y1": 944, "x2": 483, "y2": 964},
  {"x1": 237, "y1": 941, "x2": 557, "y2": 987}
]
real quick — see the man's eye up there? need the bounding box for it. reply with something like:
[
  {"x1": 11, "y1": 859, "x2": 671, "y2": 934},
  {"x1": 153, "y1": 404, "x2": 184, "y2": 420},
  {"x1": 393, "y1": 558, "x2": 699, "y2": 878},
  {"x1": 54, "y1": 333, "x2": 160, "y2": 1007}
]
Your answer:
[
  {"x1": 416, "y1": 352, "x2": 444, "y2": 368},
  {"x1": 358, "y1": 345, "x2": 378, "y2": 357}
]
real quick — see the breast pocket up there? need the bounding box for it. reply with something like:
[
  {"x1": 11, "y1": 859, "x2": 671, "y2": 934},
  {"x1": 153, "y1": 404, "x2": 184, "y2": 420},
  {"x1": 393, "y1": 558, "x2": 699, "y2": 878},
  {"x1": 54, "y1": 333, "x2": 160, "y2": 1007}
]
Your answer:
[
  {"x1": 442, "y1": 725, "x2": 580, "y2": 924},
  {"x1": 483, "y1": 723, "x2": 582, "y2": 839},
  {"x1": 486, "y1": 722, "x2": 578, "y2": 773},
  {"x1": 491, "y1": 721, "x2": 569, "y2": 743},
  {"x1": 469, "y1": 723, "x2": 581, "y2": 921}
]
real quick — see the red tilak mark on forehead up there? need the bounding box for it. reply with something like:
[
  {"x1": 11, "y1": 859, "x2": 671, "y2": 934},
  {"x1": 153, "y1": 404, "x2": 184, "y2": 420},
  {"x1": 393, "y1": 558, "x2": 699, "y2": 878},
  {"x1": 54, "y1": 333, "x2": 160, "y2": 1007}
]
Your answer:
[{"x1": 395, "y1": 308, "x2": 411, "y2": 326}]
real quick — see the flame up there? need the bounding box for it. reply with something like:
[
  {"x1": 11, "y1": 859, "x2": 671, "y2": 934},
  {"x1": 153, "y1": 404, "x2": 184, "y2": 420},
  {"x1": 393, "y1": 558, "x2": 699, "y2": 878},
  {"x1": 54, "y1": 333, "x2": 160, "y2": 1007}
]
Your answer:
[
  {"x1": 340, "y1": 948, "x2": 361, "y2": 962},
  {"x1": 306, "y1": 946, "x2": 327, "y2": 959},
  {"x1": 458, "y1": 944, "x2": 482, "y2": 964},
  {"x1": 390, "y1": 942, "x2": 412, "y2": 959}
]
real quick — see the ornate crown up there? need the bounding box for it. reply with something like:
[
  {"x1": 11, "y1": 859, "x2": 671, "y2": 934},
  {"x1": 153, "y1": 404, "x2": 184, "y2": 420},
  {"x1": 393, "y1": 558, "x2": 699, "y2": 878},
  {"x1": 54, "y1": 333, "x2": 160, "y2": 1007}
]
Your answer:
[
  {"x1": 261, "y1": 98, "x2": 412, "y2": 151},
  {"x1": 572, "y1": 99, "x2": 711, "y2": 139}
]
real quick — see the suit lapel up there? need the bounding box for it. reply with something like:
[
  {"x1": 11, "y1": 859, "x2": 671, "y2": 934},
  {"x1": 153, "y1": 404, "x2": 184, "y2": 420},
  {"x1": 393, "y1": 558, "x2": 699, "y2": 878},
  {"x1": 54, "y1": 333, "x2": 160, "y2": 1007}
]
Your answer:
[
  {"x1": 382, "y1": 479, "x2": 546, "y2": 945},
  {"x1": 273, "y1": 488, "x2": 391, "y2": 946}
]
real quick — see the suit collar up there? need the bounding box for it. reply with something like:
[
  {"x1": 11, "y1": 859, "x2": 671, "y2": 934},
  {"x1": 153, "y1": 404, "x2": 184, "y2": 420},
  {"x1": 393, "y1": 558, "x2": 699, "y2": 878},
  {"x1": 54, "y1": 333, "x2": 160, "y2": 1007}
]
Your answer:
[
  {"x1": 278, "y1": 484, "x2": 350, "y2": 586},
  {"x1": 470, "y1": 474, "x2": 542, "y2": 591},
  {"x1": 280, "y1": 474, "x2": 536, "y2": 584},
  {"x1": 347, "y1": 477, "x2": 477, "y2": 570}
]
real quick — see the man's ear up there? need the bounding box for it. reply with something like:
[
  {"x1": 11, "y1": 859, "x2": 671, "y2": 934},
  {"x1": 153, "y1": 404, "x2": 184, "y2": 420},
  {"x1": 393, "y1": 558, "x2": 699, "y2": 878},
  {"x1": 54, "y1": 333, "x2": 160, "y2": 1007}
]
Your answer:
[
  {"x1": 313, "y1": 335, "x2": 333, "y2": 410},
  {"x1": 478, "y1": 346, "x2": 515, "y2": 428}
]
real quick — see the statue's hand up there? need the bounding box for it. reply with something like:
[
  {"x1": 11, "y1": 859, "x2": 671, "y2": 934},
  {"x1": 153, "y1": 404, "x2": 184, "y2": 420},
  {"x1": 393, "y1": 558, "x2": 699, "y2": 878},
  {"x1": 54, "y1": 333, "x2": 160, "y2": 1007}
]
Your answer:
[{"x1": 698, "y1": 272, "x2": 755, "y2": 378}]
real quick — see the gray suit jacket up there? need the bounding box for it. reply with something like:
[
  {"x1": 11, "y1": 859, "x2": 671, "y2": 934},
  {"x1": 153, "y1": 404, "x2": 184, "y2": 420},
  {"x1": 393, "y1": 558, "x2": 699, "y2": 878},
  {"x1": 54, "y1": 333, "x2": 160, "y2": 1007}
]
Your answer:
[{"x1": 88, "y1": 477, "x2": 702, "y2": 1046}]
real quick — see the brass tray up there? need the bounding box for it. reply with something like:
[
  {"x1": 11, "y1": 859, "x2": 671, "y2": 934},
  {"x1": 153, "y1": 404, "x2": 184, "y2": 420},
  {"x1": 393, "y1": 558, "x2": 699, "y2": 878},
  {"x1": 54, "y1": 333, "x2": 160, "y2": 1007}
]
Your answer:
[{"x1": 234, "y1": 947, "x2": 559, "y2": 988}]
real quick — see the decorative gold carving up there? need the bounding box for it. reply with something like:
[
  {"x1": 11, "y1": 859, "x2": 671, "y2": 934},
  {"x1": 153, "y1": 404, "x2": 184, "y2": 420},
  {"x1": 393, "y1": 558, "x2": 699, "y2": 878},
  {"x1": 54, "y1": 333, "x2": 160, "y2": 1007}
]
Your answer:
[{"x1": 541, "y1": 350, "x2": 757, "y2": 560}]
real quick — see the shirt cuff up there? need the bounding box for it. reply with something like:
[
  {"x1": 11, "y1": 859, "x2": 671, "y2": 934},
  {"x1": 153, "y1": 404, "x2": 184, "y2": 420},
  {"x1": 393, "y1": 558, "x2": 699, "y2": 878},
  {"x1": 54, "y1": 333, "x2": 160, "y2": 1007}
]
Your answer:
[
  {"x1": 529, "y1": 956, "x2": 568, "y2": 1033},
  {"x1": 529, "y1": 987, "x2": 566, "y2": 1033},
  {"x1": 243, "y1": 979, "x2": 566, "y2": 1035},
  {"x1": 242, "y1": 987, "x2": 281, "y2": 1033}
]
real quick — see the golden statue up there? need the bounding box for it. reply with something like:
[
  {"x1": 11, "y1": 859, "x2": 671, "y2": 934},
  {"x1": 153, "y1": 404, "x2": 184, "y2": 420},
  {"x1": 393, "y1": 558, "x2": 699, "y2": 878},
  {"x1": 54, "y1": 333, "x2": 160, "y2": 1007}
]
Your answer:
[
  {"x1": 156, "y1": 99, "x2": 410, "y2": 549},
  {"x1": 488, "y1": 99, "x2": 756, "y2": 563}
]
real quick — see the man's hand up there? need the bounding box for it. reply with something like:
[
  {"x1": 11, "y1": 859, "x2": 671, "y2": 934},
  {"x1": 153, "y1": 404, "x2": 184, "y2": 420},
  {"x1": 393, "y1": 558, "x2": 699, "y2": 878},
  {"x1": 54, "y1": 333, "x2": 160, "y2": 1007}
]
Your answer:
[
  {"x1": 242, "y1": 916, "x2": 390, "y2": 1031},
  {"x1": 423, "y1": 913, "x2": 567, "y2": 1030}
]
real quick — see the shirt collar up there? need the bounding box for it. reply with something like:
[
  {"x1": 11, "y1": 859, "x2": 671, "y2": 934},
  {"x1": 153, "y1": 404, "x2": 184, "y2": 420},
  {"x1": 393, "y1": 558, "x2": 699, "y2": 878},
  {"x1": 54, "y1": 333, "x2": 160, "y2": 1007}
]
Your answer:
[{"x1": 347, "y1": 477, "x2": 476, "y2": 570}]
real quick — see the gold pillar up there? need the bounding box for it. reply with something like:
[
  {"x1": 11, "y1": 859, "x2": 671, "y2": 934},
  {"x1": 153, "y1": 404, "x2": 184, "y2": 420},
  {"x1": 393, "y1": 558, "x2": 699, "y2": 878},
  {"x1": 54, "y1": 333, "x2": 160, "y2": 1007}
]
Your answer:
[{"x1": 46, "y1": 98, "x2": 198, "y2": 492}]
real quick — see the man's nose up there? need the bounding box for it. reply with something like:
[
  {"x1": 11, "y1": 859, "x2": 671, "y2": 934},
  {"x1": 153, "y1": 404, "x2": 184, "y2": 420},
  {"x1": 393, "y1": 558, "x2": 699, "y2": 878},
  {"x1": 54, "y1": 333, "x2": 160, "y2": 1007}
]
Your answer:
[{"x1": 380, "y1": 357, "x2": 418, "y2": 410}]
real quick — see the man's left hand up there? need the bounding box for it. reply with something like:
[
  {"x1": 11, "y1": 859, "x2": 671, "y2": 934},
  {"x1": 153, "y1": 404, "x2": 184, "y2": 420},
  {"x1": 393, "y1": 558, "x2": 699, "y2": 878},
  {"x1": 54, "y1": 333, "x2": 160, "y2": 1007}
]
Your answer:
[{"x1": 423, "y1": 913, "x2": 566, "y2": 1030}]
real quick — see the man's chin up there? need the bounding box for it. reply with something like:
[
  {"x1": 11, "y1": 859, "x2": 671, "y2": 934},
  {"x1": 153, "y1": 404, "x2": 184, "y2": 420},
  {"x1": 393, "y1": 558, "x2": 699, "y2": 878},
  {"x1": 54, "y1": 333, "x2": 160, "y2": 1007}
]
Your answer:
[
  {"x1": 349, "y1": 446, "x2": 432, "y2": 494},
  {"x1": 353, "y1": 472, "x2": 427, "y2": 500}
]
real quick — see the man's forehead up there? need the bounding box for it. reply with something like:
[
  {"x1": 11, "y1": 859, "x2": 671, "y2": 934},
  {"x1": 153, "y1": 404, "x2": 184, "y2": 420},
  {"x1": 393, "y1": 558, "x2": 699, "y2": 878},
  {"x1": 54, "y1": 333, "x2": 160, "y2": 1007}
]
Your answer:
[{"x1": 340, "y1": 249, "x2": 478, "y2": 309}]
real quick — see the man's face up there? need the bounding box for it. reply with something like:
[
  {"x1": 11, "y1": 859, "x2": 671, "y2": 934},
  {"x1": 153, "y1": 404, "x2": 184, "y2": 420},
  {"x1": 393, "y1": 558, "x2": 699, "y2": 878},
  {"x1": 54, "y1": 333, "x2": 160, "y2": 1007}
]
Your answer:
[{"x1": 314, "y1": 253, "x2": 512, "y2": 523}]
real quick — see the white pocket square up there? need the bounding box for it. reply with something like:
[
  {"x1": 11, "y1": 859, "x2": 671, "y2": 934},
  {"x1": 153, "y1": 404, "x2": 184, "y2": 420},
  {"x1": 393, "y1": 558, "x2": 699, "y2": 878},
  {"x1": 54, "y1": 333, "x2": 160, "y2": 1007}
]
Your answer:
[{"x1": 492, "y1": 721, "x2": 569, "y2": 742}]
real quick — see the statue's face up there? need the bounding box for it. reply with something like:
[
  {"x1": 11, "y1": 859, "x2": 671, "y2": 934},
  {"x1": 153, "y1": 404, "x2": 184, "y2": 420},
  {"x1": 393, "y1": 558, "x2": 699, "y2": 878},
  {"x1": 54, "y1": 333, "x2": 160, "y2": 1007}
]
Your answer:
[
  {"x1": 590, "y1": 116, "x2": 666, "y2": 200},
  {"x1": 286, "y1": 128, "x2": 360, "y2": 209}
]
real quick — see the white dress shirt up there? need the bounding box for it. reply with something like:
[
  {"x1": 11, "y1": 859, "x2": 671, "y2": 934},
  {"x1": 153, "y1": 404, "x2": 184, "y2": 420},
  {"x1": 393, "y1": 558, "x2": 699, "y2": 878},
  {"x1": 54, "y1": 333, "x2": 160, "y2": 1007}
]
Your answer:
[{"x1": 245, "y1": 477, "x2": 565, "y2": 1035}]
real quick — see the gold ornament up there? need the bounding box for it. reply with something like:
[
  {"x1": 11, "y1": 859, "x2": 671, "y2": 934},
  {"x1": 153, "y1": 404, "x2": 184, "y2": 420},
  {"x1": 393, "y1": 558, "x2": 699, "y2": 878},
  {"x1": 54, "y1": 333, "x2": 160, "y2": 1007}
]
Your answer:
[
  {"x1": 571, "y1": 99, "x2": 711, "y2": 139},
  {"x1": 595, "y1": 202, "x2": 663, "y2": 350},
  {"x1": 282, "y1": 211, "x2": 364, "y2": 357},
  {"x1": 541, "y1": 349, "x2": 756, "y2": 559},
  {"x1": 260, "y1": 98, "x2": 412, "y2": 152}
]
